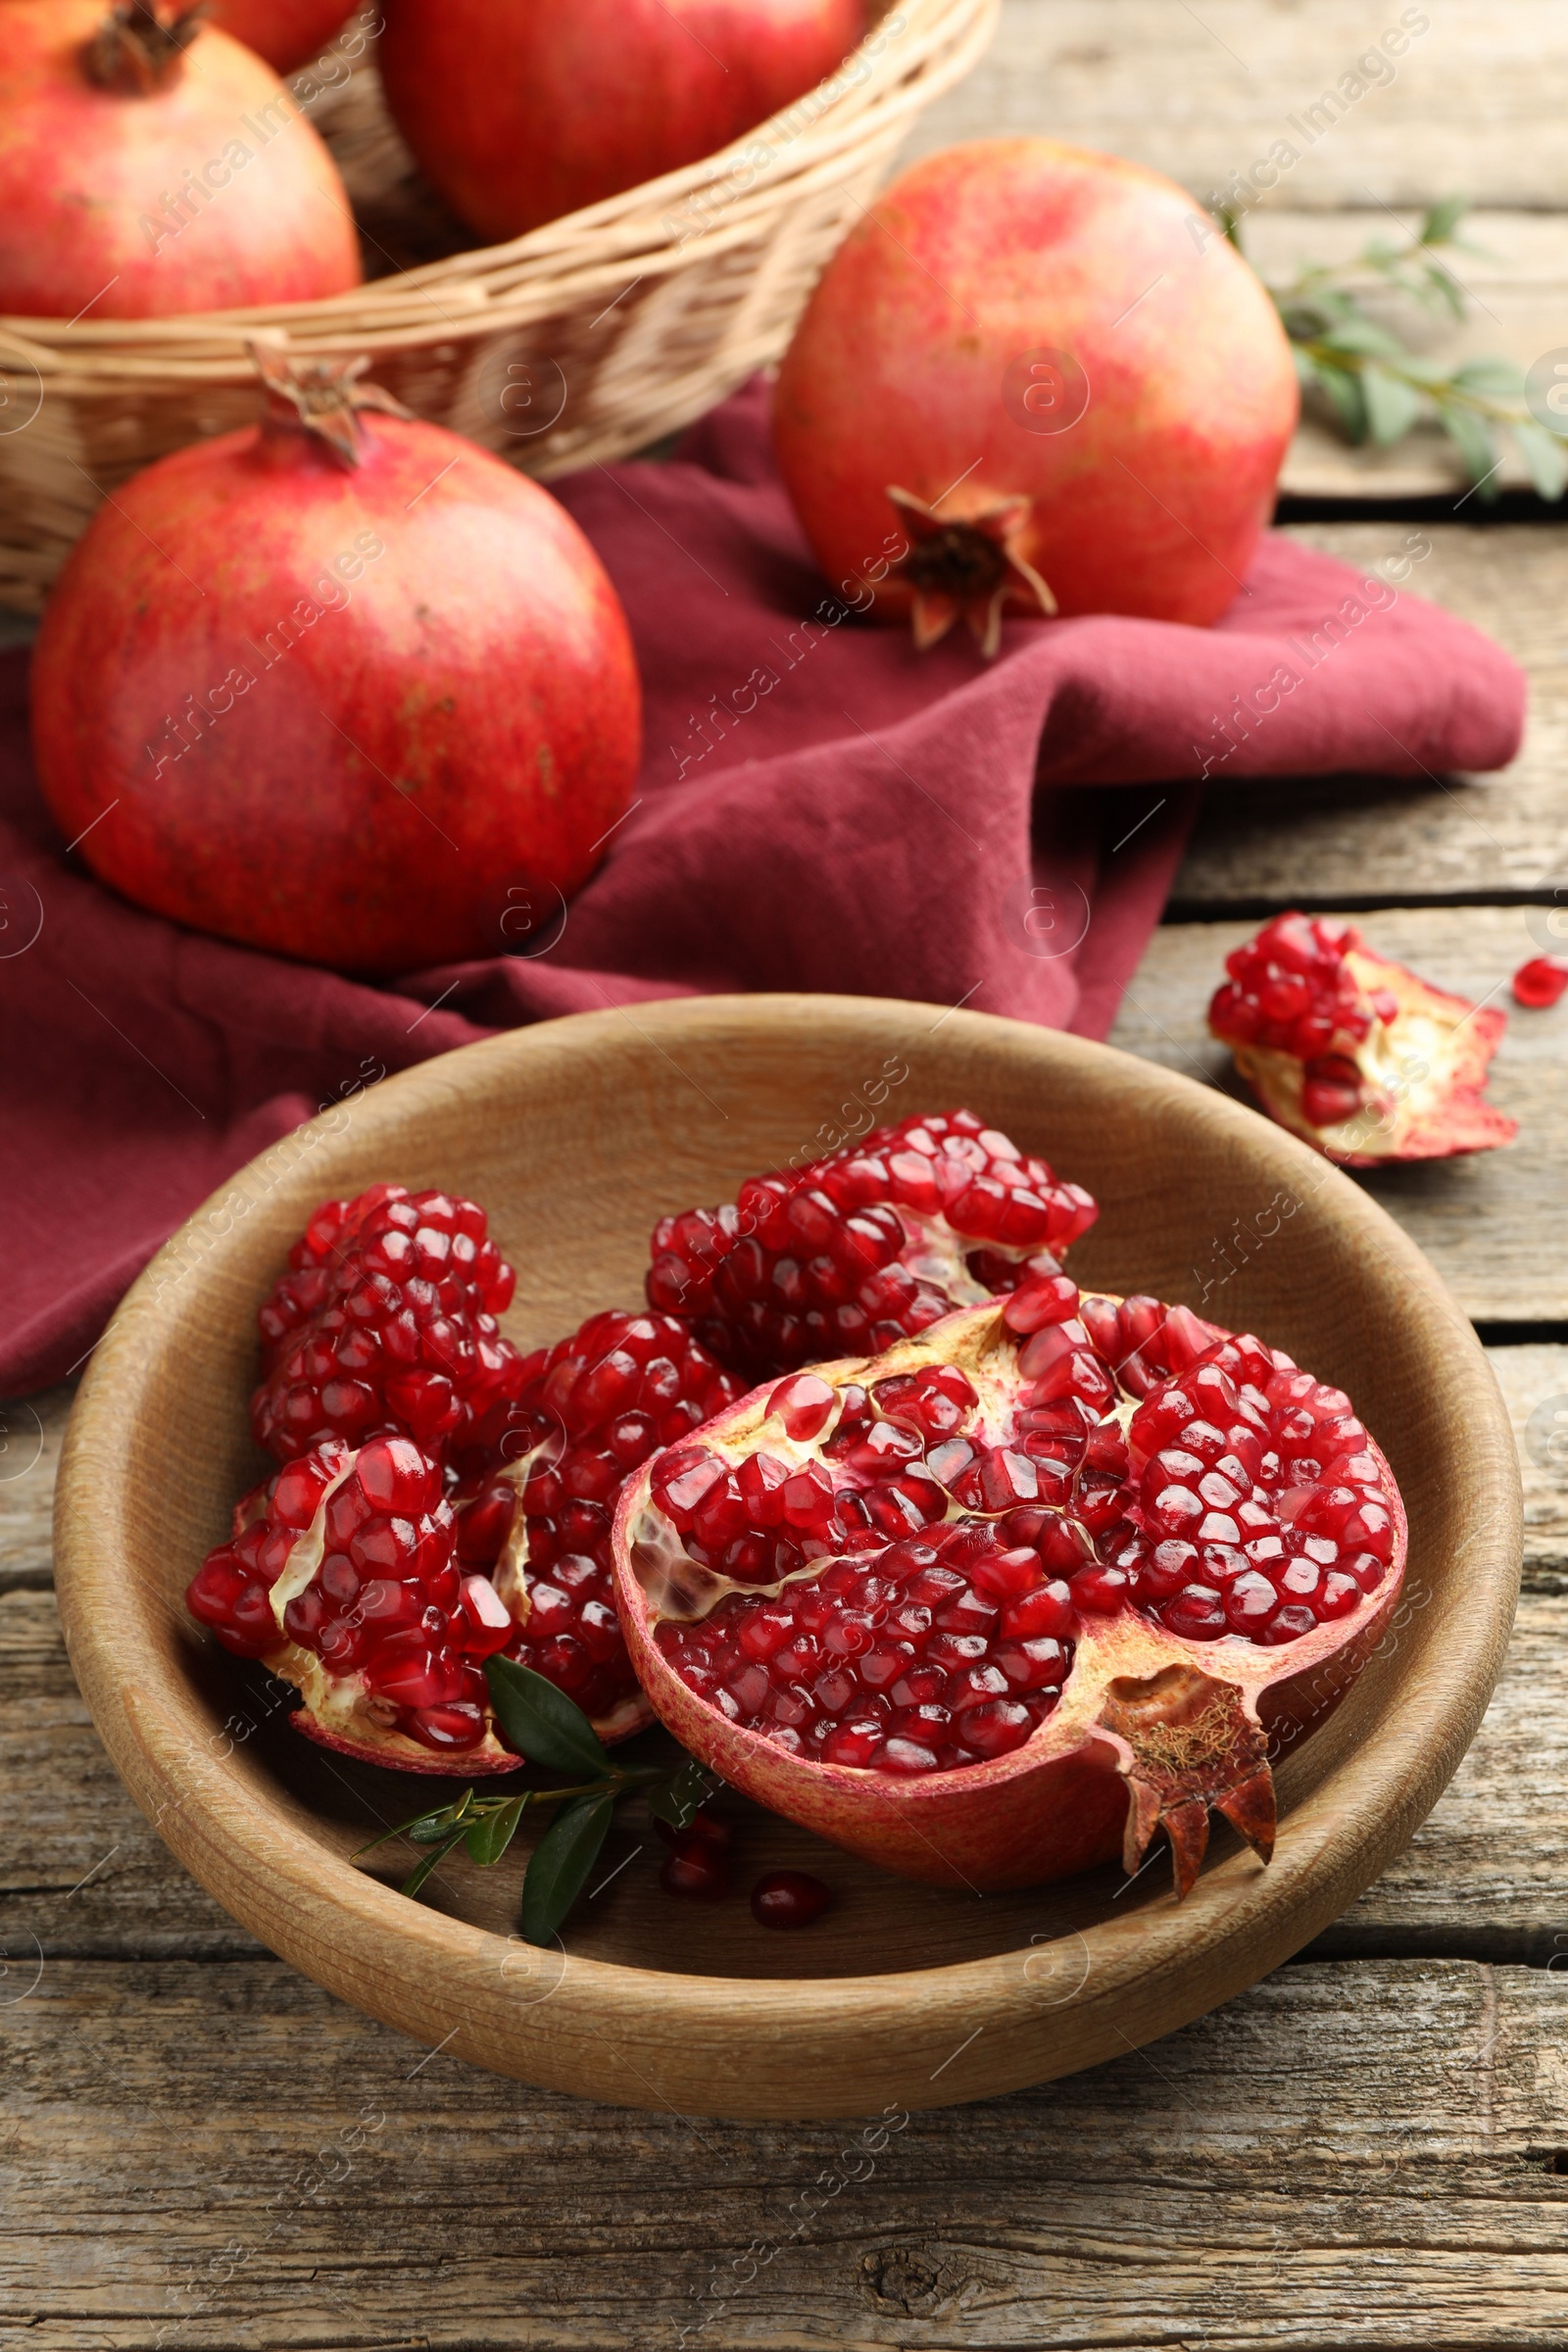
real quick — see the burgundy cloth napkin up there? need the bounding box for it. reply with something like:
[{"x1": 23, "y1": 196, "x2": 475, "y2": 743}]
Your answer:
[{"x1": 0, "y1": 378, "x2": 1525, "y2": 1393}]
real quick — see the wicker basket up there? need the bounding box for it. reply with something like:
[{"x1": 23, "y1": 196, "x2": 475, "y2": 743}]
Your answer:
[{"x1": 0, "y1": 0, "x2": 996, "y2": 612}]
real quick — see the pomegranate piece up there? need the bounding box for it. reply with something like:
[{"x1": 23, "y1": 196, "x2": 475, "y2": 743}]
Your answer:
[
  {"x1": 186, "y1": 1433, "x2": 521, "y2": 1772},
  {"x1": 1513, "y1": 956, "x2": 1568, "y2": 1009},
  {"x1": 646, "y1": 1107, "x2": 1098, "y2": 1378},
  {"x1": 752, "y1": 1871, "x2": 833, "y2": 1929},
  {"x1": 452, "y1": 1308, "x2": 747, "y2": 1742},
  {"x1": 1209, "y1": 912, "x2": 1515, "y2": 1163},
  {"x1": 251, "y1": 1186, "x2": 523, "y2": 1465},
  {"x1": 613, "y1": 1287, "x2": 1406, "y2": 1896}
]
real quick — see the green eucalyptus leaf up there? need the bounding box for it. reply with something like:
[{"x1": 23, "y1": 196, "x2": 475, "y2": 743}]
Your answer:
[
  {"x1": 484, "y1": 1655, "x2": 612, "y2": 1776},
  {"x1": 1451, "y1": 356, "x2": 1525, "y2": 397},
  {"x1": 466, "y1": 1793, "x2": 529, "y2": 1868},
  {"x1": 1310, "y1": 359, "x2": 1371, "y2": 445},
  {"x1": 1360, "y1": 364, "x2": 1426, "y2": 446},
  {"x1": 1420, "y1": 194, "x2": 1471, "y2": 247},
  {"x1": 1421, "y1": 261, "x2": 1468, "y2": 320},
  {"x1": 1513, "y1": 418, "x2": 1568, "y2": 502},
  {"x1": 649, "y1": 1758, "x2": 719, "y2": 1833},
  {"x1": 400, "y1": 1824, "x2": 469, "y2": 1900},
  {"x1": 1315, "y1": 314, "x2": 1406, "y2": 361},
  {"x1": 519, "y1": 1794, "x2": 613, "y2": 1945},
  {"x1": 1437, "y1": 399, "x2": 1499, "y2": 489}
]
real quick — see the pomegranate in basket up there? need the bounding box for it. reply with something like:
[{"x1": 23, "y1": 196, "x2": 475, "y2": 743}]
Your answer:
[
  {"x1": 377, "y1": 0, "x2": 868, "y2": 240},
  {"x1": 0, "y1": 0, "x2": 361, "y2": 318},
  {"x1": 208, "y1": 0, "x2": 354, "y2": 72}
]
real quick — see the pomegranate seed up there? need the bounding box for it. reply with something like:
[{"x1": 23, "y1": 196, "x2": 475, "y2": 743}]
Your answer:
[
  {"x1": 661, "y1": 1838, "x2": 730, "y2": 1899},
  {"x1": 1513, "y1": 956, "x2": 1568, "y2": 1009},
  {"x1": 751, "y1": 1871, "x2": 832, "y2": 1928}
]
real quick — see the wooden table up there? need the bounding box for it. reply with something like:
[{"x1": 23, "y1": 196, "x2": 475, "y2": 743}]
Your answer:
[{"x1": 6, "y1": 6, "x2": 1568, "y2": 2343}]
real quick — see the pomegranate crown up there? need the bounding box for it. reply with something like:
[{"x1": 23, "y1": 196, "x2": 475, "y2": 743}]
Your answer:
[
  {"x1": 85, "y1": 0, "x2": 204, "y2": 92},
  {"x1": 248, "y1": 345, "x2": 415, "y2": 469}
]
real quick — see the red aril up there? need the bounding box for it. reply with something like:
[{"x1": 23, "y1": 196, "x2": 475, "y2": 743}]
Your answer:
[
  {"x1": 773, "y1": 139, "x2": 1298, "y2": 651},
  {"x1": 613, "y1": 1285, "x2": 1405, "y2": 1894},
  {"x1": 646, "y1": 1107, "x2": 1098, "y2": 1377},
  {"x1": 1209, "y1": 912, "x2": 1515, "y2": 1162},
  {"x1": 30, "y1": 351, "x2": 641, "y2": 975},
  {"x1": 251, "y1": 1185, "x2": 524, "y2": 1465},
  {"x1": 186, "y1": 1433, "x2": 522, "y2": 1769},
  {"x1": 207, "y1": 0, "x2": 352, "y2": 70},
  {"x1": 752, "y1": 1870, "x2": 832, "y2": 1927},
  {"x1": 0, "y1": 1, "x2": 361, "y2": 318},
  {"x1": 1513, "y1": 956, "x2": 1568, "y2": 1009},
  {"x1": 377, "y1": 0, "x2": 866, "y2": 241},
  {"x1": 452, "y1": 1308, "x2": 747, "y2": 1741}
]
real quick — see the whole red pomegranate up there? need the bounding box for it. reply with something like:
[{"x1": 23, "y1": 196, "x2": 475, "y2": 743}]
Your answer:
[
  {"x1": 31, "y1": 353, "x2": 642, "y2": 974},
  {"x1": 614, "y1": 1279, "x2": 1404, "y2": 1894},
  {"x1": 377, "y1": 0, "x2": 867, "y2": 241},
  {"x1": 207, "y1": 0, "x2": 353, "y2": 71},
  {"x1": 773, "y1": 139, "x2": 1299, "y2": 649},
  {"x1": 1210, "y1": 912, "x2": 1516, "y2": 1163},
  {"x1": 0, "y1": 0, "x2": 362, "y2": 318}
]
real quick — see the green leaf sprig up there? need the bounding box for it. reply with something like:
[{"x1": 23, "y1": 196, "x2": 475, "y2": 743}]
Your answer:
[
  {"x1": 1227, "y1": 198, "x2": 1568, "y2": 502},
  {"x1": 353, "y1": 1656, "x2": 716, "y2": 1945}
]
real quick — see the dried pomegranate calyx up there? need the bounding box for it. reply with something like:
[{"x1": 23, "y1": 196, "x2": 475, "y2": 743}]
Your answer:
[
  {"x1": 1209, "y1": 912, "x2": 1515, "y2": 1163},
  {"x1": 613, "y1": 1287, "x2": 1405, "y2": 1895}
]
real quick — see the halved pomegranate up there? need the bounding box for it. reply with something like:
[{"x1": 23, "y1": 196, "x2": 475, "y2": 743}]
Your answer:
[
  {"x1": 186, "y1": 1434, "x2": 521, "y2": 1769},
  {"x1": 251, "y1": 1186, "x2": 523, "y2": 1464},
  {"x1": 646, "y1": 1107, "x2": 1098, "y2": 1378},
  {"x1": 451, "y1": 1309, "x2": 748, "y2": 1742},
  {"x1": 1209, "y1": 912, "x2": 1515, "y2": 1163},
  {"x1": 612, "y1": 1281, "x2": 1405, "y2": 1892}
]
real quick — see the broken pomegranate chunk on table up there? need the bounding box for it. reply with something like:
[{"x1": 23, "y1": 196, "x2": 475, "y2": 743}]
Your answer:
[{"x1": 1208, "y1": 911, "x2": 1515, "y2": 1163}]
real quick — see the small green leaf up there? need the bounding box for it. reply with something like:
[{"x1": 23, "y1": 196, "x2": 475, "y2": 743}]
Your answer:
[
  {"x1": 1450, "y1": 356, "x2": 1525, "y2": 397},
  {"x1": 1513, "y1": 418, "x2": 1568, "y2": 501},
  {"x1": 1307, "y1": 358, "x2": 1370, "y2": 445},
  {"x1": 519, "y1": 1794, "x2": 613, "y2": 1945},
  {"x1": 484, "y1": 1655, "x2": 612, "y2": 1777},
  {"x1": 466, "y1": 1793, "x2": 529, "y2": 1868},
  {"x1": 1437, "y1": 399, "x2": 1499, "y2": 488},
  {"x1": 649, "y1": 1758, "x2": 719, "y2": 1833},
  {"x1": 399, "y1": 1824, "x2": 469, "y2": 1900},
  {"x1": 1419, "y1": 194, "x2": 1471, "y2": 247},
  {"x1": 1314, "y1": 315, "x2": 1406, "y2": 361},
  {"x1": 1360, "y1": 364, "x2": 1426, "y2": 446},
  {"x1": 353, "y1": 1788, "x2": 473, "y2": 1859}
]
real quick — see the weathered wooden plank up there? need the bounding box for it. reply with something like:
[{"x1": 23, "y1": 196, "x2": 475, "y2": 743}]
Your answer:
[
  {"x1": 1174, "y1": 522, "x2": 1568, "y2": 911},
  {"x1": 0, "y1": 1384, "x2": 70, "y2": 1592},
  {"x1": 1494, "y1": 1345, "x2": 1568, "y2": 1588},
  {"x1": 3, "y1": 1955, "x2": 1568, "y2": 2350},
  {"x1": 1109, "y1": 906, "x2": 1567, "y2": 1322},
  {"x1": 910, "y1": 0, "x2": 1568, "y2": 212}
]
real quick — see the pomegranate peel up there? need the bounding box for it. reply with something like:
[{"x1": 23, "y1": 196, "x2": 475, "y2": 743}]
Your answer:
[
  {"x1": 612, "y1": 1293, "x2": 1405, "y2": 1895},
  {"x1": 646, "y1": 1105, "x2": 1098, "y2": 1379},
  {"x1": 1210, "y1": 912, "x2": 1516, "y2": 1164}
]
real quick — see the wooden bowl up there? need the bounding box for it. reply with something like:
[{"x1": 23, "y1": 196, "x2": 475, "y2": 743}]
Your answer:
[{"x1": 53, "y1": 995, "x2": 1521, "y2": 2120}]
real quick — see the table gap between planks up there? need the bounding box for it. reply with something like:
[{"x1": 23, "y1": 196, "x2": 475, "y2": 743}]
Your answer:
[{"x1": 6, "y1": 3, "x2": 1568, "y2": 2345}]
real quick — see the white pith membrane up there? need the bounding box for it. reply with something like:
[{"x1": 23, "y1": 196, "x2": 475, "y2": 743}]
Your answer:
[
  {"x1": 1225, "y1": 945, "x2": 1515, "y2": 1164},
  {"x1": 617, "y1": 1295, "x2": 1406, "y2": 1894},
  {"x1": 245, "y1": 1453, "x2": 518, "y2": 1771}
]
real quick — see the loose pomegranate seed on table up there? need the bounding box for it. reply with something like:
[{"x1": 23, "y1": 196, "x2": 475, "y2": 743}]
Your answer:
[
  {"x1": 751, "y1": 1871, "x2": 833, "y2": 1928},
  {"x1": 645, "y1": 1106, "x2": 1098, "y2": 1377},
  {"x1": 1513, "y1": 956, "x2": 1568, "y2": 1008}
]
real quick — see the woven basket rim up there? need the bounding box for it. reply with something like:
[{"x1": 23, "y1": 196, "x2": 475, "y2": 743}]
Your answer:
[{"x1": 0, "y1": 0, "x2": 998, "y2": 363}]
